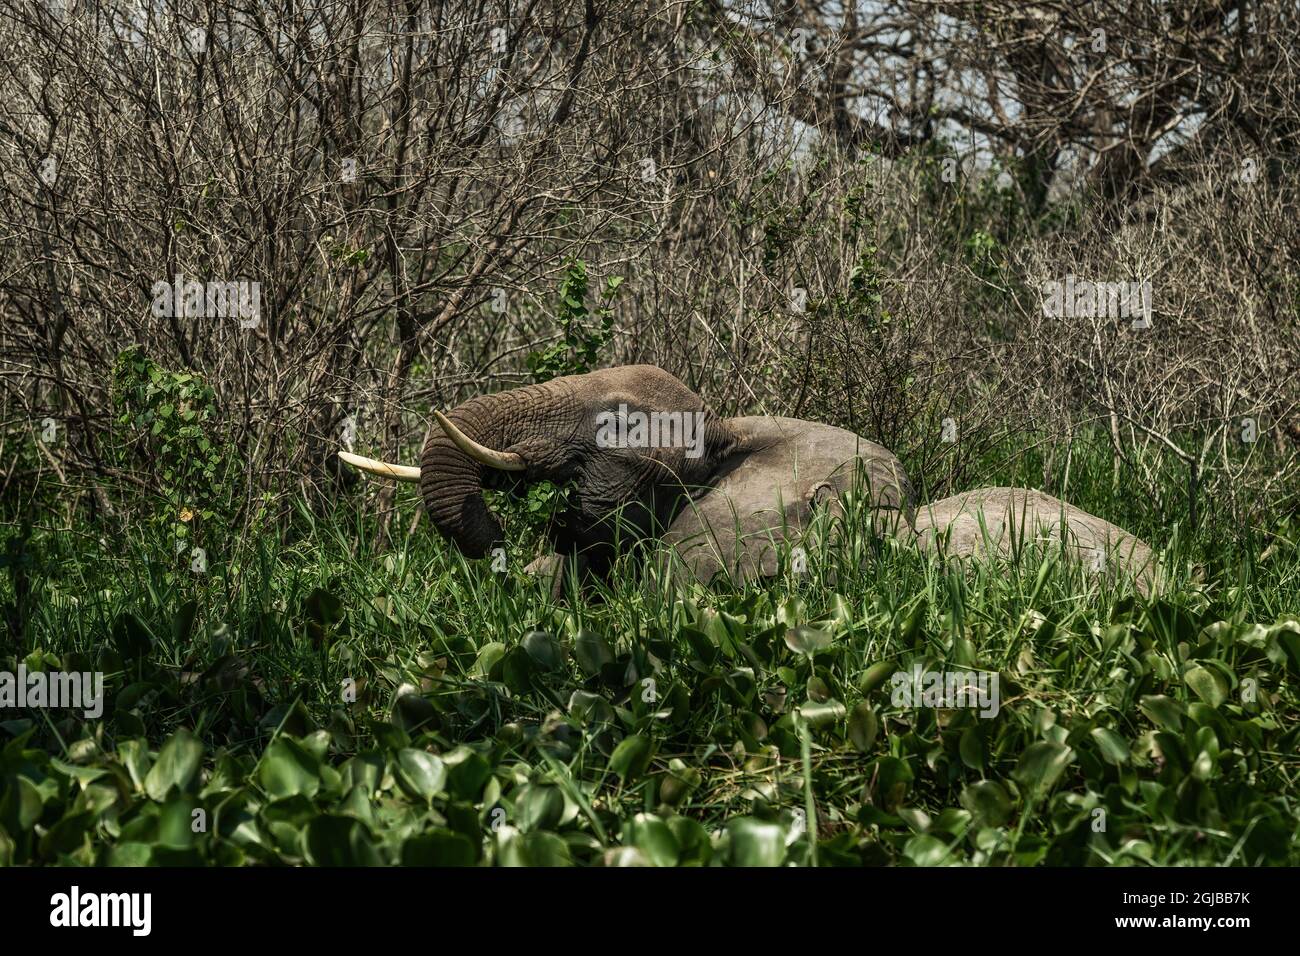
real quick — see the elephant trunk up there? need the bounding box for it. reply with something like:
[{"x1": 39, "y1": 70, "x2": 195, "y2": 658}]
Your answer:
[{"x1": 419, "y1": 380, "x2": 573, "y2": 557}]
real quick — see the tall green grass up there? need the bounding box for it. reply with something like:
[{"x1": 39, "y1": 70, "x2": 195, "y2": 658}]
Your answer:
[{"x1": 1, "y1": 435, "x2": 1297, "y2": 865}]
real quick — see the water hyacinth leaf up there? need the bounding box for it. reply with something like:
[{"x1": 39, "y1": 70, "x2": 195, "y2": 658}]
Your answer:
[
  {"x1": 395, "y1": 749, "x2": 447, "y2": 802},
  {"x1": 497, "y1": 830, "x2": 572, "y2": 867},
  {"x1": 116, "y1": 739, "x2": 153, "y2": 792},
  {"x1": 49, "y1": 757, "x2": 109, "y2": 788},
  {"x1": 1090, "y1": 727, "x2": 1130, "y2": 765},
  {"x1": 1139, "y1": 695, "x2": 1184, "y2": 732},
  {"x1": 499, "y1": 646, "x2": 535, "y2": 694},
  {"x1": 796, "y1": 699, "x2": 845, "y2": 727},
  {"x1": 1271, "y1": 626, "x2": 1300, "y2": 674},
  {"x1": 258, "y1": 737, "x2": 322, "y2": 799},
  {"x1": 784, "y1": 625, "x2": 834, "y2": 658},
  {"x1": 472, "y1": 642, "x2": 507, "y2": 678},
  {"x1": 574, "y1": 629, "x2": 615, "y2": 676},
  {"x1": 603, "y1": 846, "x2": 651, "y2": 867},
  {"x1": 659, "y1": 759, "x2": 702, "y2": 807},
  {"x1": 0, "y1": 776, "x2": 44, "y2": 832},
  {"x1": 107, "y1": 843, "x2": 153, "y2": 867},
  {"x1": 858, "y1": 660, "x2": 896, "y2": 694},
  {"x1": 40, "y1": 811, "x2": 95, "y2": 857},
  {"x1": 848, "y1": 701, "x2": 879, "y2": 752},
  {"x1": 1192, "y1": 748, "x2": 1215, "y2": 780},
  {"x1": 392, "y1": 687, "x2": 437, "y2": 729},
  {"x1": 1012, "y1": 742, "x2": 1075, "y2": 796},
  {"x1": 144, "y1": 729, "x2": 203, "y2": 802},
  {"x1": 302, "y1": 815, "x2": 381, "y2": 866},
  {"x1": 959, "y1": 780, "x2": 1013, "y2": 827},
  {"x1": 1183, "y1": 665, "x2": 1228, "y2": 708},
  {"x1": 517, "y1": 784, "x2": 564, "y2": 832},
  {"x1": 443, "y1": 746, "x2": 492, "y2": 801},
  {"x1": 959, "y1": 727, "x2": 985, "y2": 772},
  {"x1": 904, "y1": 833, "x2": 951, "y2": 866},
  {"x1": 805, "y1": 674, "x2": 831, "y2": 702},
  {"x1": 157, "y1": 796, "x2": 198, "y2": 849},
  {"x1": 726, "y1": 817, "x2": 786, "y2": 867},
  {"x1": 624, "y1": 813, "x2": 680, "y2": 867},
  {"x1": 402, "y1": 830, "x2": 477, "y2": 866},
  {"x1": 608, "y1": 734, "x2": 653, "y2": 782},
  {"x1": 897, "y1": 806, "x2": 931, "y2": 833},
  {"x1": 875, "y1": 756, "x2": 915, "y2": 811},
  {"x1": 679, "y1": 626, "x2": 717, "y2": 664},
  {"x1": 521, "y1": 630, "x2": 564, "y2": 671},
  {"x1": 668, "y1": 816, "x2": 713, "y2": 866},
  {"x1": 568, "y1": 689, "x2": 615, "y2": 725}
]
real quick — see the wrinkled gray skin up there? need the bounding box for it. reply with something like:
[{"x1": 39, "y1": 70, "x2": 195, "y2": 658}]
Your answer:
[
  {"x1": 907, "y1": 487, "x2": 1158, "y2": 595},
  {"x1": 421, "y1": 366, "x2": 736, "y2": 574},
  {"x1": 420, "y1": 367, "x2": 911, "y2": 583},
  {"x1": 658, "y1": 416, "x2": 914, "y2": 584}
]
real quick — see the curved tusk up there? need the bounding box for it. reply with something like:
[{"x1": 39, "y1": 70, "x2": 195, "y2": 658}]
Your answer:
[
  {"x1": 337, "y1": 451, "x2": 421, "y2": 483},
  {"x1": 433, "y1": 410, "x2": 526, "y2": 471}
]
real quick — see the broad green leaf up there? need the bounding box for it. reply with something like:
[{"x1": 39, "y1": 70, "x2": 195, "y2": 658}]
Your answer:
[
  {"x1": 1012, "y1": 742, "x2": 1074, "y2": 796},
  {"x1": 302, "y1": 815, "x2": 381, "y2": 866},
  {"x1": 517, "y1": 784, "x2": 564, "y2": 832},
  {"x1": 402, "y1": 830, "x2": 477, "y2": 866},
  {"x1": 471, "y1": 642, "x2": 507, "y2": 678},
  {"x1": 574, "y1": 629, "x2": 615, "y2": 676},
  {"x1": 875, "y1": 756, "x2": 915, "y2": 811},
  {"x1": 521, "y1": 630, "x2": 564, "y2": 671},
  {"x1": 904, "y1": 833, "x2": 952, "y2": 865},
  {"x1": 608, "y1": 734, "x2": 653, "y2": 782},
  {"x1": 257, "y1": 737, "x2": 322, "y2": 799},
  {"x1": 1184, "y1": 665, "x2": 1227, "y2": 708},
  {"x1": 1090, "y1": 727, "x2": 1130, "y2": 765},
  {"x1": 784, "y1": 625, "x2": 834, "y2": 657},
  {"x1": 623, "y1": 813, "x2": 680, "y2": 867},
  {"x1": 726, "y1": 817, "x2": 786, "y2": 867},
  {"x1": 796, "y1": 699, "x2": 845, "y2": 726},
  {"x1": 848, "y1": 701, "x2": 878, "y2": 752},
  {"x1": 858, "y1": 660, "x2": 895, "y2": 694},
  {"x1": 395, "y1": 748, "x2": 447, "y2": 802},
  {"x1": 959, "y1": 727, "x2": 985, "y2": 771},
  {"x1": 1139, "y1": 695, "x2": 1184, "y2": 732},
  {"x1": 144, "y1": 730, "x2": 203, "y2": 801},
  {"x1": 959, "y1": 780, "x2": 1013, "y2": 827}
]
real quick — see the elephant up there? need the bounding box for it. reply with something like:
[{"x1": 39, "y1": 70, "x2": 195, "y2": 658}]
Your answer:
[
  {"x1": 339, "y1": 365, "x2": 1156, "y2": 595},
  {"x1": 338, "y1": 365, "x2": 914, "y2": 585},
  {"x1": 907, "y1": 487, "x2": 1158, "y2": 595}
]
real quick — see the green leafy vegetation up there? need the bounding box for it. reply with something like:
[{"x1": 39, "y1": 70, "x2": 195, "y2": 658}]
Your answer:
[
  {"x1": 2, "y1": 448, "x2": 1297, "y2": 866},
  {"x1": 527, "y1": 259, "x2": 621, "y2": 384}
]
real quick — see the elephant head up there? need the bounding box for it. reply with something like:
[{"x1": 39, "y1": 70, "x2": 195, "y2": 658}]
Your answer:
[{"x1": 342, "y1": 366, "x2": 743, "y2": 567}]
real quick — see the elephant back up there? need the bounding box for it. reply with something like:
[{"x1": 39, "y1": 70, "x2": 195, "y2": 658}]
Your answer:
[{"x1": 658, "y1": 416, "x2": 914, "y2": 584}]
